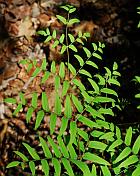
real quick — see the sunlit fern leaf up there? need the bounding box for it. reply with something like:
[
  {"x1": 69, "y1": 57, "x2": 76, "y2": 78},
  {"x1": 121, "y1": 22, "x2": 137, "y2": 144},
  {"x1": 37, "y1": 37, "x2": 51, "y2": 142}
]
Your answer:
[
  {"x1": 62, "y1": 80, "x2": 70, "y2": 97},
  {"x1": 61, "y1": 45, "x2": 67, "y2": 54},
  {"x1": 31, "y1": 92, "x2": 38, "y2": 109},
  {"x1": 26, "y1": 107, "x2": 34, "y2": 123},
  {"x1": 59, "y1": 117, "x2": 69, "y2": 136},
  {"x1": 101, "y1": 165, "x2": 111, "y2": 176},
  {"x1": 100, "y1": 88, "x2": 118, "y2": 97},
  {"x1": 55, "y1": 75, "x2": 60, "y2": 91},
  {"x1": 69, "y1": 44, "x2": 78, "y2": 52},
  {"x1": 98, "y1": 108, "x2": 114, "y2": 116},
  {"x1": 61, "y1": 158, "x2": 75, "y2": 176},
  {"x1": 76, "y1": 38, "x2": 84, "y2": 45},
  {"x1": 41, "y1": 159, "x2": 49, "y2": 176},
  {"x1": 92, "y1": 43, "x2": 98, "y2": 51},
  {"x1": 57, "y1": 136, "x2": 69, "y2": 158},
  {"x1": 46, "y1": 28, "x2": 50, "y2": 35},
  {"x1": 116, "y1": 126, "x2": 122, "y2": 139},
  {"x1": 132, "y1": 135, "x2": 140, "y2": 154},
  {"x1": 88, "y1": 78, "x2": 99, "y2": 94},
  {"x1": 41, "y1": 58, "x2": 47, "y2": 71},
  {"x1": 51, "y1": 61, "x2": 56, "y2": 73},
  {"x1": 59, "y1": 62, "x2": 65, "y2": 79},
  {"x1": 86, "y1": 106, "x2": 104, "y2": 120},
  {"x1": 83, "y1": 152, "x2": 110, "y2": 165},
  {"x1": 59, "y1": 34, "x2": 65, "y2": 44},
  {"x1": 4, "y1": 98, "x2": 17, "y2": 104},
  {"x1": 90, "y1": 130, "x2": 105, "y2": 138},
  {"x1": 67, "y1": 143, "x2": 77, "y2": 159},
  {"x1": 79, "y1": 69, "x2": 92, "y2": 78},
  {"x1": 92, "y1": 52, "x2": 102, "y2": 60},
  {"x1": 108, "y1": 78, "x2": 120, "y2": 86},
  {"x1": 32, "y1": 67, "x2": 41, "y2": 77},
  {"x1": 96, "y1": 120, "x2": 109, "y2": 129},
  {"x1": 77, "y1": 115, "x2": 101, "y2": 128},
  {"x1": 113, "y1": 147, "x2": 131, "y2": 164},
  {"x1": 94, "y1": 74, "x2": 106, "y2": 85},
  {"x1": 35, "y1": 110, "x2": 44, "y2": 130},
  {"x1": 42, "y1": 92, "x2": 49, "y2": 112},
  {"x1": 88, "y1": 141, "x2": 107, "y2": 151},
  {"x1": 74, "y1": 54, "x2": 84, "y2": 66},
  {"x1": 52, "y1": 40, "x2": 59, "y2": 48},
  {"x1": 37, "y1": 30, "x2": 47, "y2": 36},
  {"x1": 107, "y1": 139, "x2": 123, "y2": 152},
  {"x1": 78, "y1": 31, "x2": 82, "y2": 38},
  {"x1": 19, "y1": 92, "x2": 26, "y2": 105},
  {"x1": 68, "y1": 18, "x2": 80, "y2": 26},
  {"x1": 29, "y1": 161, "x2": 36, "y2": 176},
  {"x1": 132, "y1": 164, "x2": 140, "y2": 176},
  {"x1": 6, "y1": 161, "x2": 20, "y2": 168},
  {"x1": 13, "y1": 103, "x2": 22, "y2": 116},
  {"x1": 81, "y1": 90, "x2": 93, "y2": 103},
  {"x1": 77, "y1": 128, "x2": 89, "y2": 141},
  {"x1": 52, "y1": 29, "x2": 57, "y2": 39},
  {"x1": 83, "y1": 47, "x2": 91, "y2": 58},
  {"x1": 52, "y1": 158, "x2": 61, "y2": 176},
  {"x1": 69, "y1": 7, "x2": 76, "y2": 14},
  {"x1": 50, "y1": 113, "x2": 57, "y2": 135},
  {"x1": 39, "y1": 136, "x2": 52, "y2": 159},
  {"x1": 69, "y1": 121, "x2": 77, "y2": 144},
  {"x1": 72, "y1": 94, "x2": 83, "y2": 113},
  {"x1": 14, "y1": 151, "x2": 28, "y2": 162},
  {"x1": 93, "y1": 96, "x2": 115, "y2": 103},
  {"x1": 67, "y1": 63, "x2": 76, "y2": 76},
  {"x1": 119, "y1": 155, "x2": 139, "y2": 169},
  {"x1": 72, "y1": 78, "x2": 86, "y2": 91},
  {"x1": 125, "y1": 127, "x2": 133, "y2": 146},
  {"x1": 78, "y1": 141, "x2": 85, "y2": 152},
  {"x1": 98, "y1": 47, "x2": 103, "y2": 54},
  {"x1": 41, "y1": 71, "x2": 50, "y2": 84},
  {"x1": 64, "y1": 95, "x2": 72, "y2": 118},
  {"x1": 86, "y1": 60, "x2": 98, "y2": 69},
  {"x1": 71, "y1": 159, "x2": 92, "y2": 176},
  {"x1": 60, "y1": 5, "x2": 69, "y2": 11},
  {"x1": 99, "y1": 132, "x2": 114, "y2": 141},
  {"x1": 44, "y1": 35, "x2": 52, "y2": 43},
  {"x1": 68, "y1": 33, "x2": 75, "y2": 43},
  {"x1": 55, "y1": 93, "x2": 61, "y2": 115},
  {"x1": 91, "y1": 164, "x2": 97, "y2": 176},
  {"x1": 56, "y1": 15, "x2": 67, "y2": 25},
  {"x1": 47, "y1": 136, "x2": 61, "y2": 158},
  {"x1": 22, "y1": 143, "x2": 40, "y2": 160}
]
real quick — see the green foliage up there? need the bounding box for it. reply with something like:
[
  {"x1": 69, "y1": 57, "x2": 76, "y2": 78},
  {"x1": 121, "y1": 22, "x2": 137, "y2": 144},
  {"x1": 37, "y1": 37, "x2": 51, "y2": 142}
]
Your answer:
[
  {"x1": 134, "y1": 76, "x2": 140, "y2": 109},
  {"x1": 6, "y1": 4, "x2": 140, "y2": 176},
  {"x1": 137, "y1": 7, "x2": 140, "y2": 28}
]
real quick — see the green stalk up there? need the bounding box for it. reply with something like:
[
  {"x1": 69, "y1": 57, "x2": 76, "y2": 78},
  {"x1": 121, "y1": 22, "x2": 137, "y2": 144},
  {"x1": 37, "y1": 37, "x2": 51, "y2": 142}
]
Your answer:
[{"x1": 66, "y1": 12, "x2": 70, "y2": 80}]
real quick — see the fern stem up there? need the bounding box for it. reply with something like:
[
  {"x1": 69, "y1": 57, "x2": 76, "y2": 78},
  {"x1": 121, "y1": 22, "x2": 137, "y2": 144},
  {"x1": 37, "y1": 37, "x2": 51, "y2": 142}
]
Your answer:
[{"x1": 66, "y1": 12, "x2": 70, "y2": 80}]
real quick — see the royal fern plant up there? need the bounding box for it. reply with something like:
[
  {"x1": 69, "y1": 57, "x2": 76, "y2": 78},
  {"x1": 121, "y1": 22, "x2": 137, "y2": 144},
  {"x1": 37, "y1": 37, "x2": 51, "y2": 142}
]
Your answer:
[{"x1": 5, "y1": 5, "x2": 140, "y2": 176}]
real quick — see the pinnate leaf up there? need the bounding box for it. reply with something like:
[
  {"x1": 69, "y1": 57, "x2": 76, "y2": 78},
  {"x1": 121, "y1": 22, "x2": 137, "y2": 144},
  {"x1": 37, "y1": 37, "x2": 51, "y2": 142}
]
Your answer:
[
  {"x1": 22, "y1": 142, "x2": 40, "y2": 160},
  {"x1": 41, "y1": 159, "x2": 49, "y2": 176},
  {"x1": 6, "y1": 161, "x2": 20, "y2": 168},
  {"x1": 35, "y1": 110, "x2": 44, "y2": 130},
  {"x1": 56, "y1": 15, "x2": 67, "y2": 24},
  {"x1": 83, "y1": 152, "x2": 110, "y2": 165}
]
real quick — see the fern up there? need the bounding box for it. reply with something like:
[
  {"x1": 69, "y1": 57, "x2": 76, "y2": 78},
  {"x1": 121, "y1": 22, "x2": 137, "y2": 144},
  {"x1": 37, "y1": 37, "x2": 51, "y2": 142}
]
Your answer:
[{"x1": 5, "y1": 4, "x2": 140, "y2": 176}]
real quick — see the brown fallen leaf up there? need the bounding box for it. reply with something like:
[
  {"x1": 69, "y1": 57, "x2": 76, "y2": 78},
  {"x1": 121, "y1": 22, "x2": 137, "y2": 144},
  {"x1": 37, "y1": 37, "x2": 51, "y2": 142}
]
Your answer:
[
  {"x1": 18, "y1": 17, "x2": 36, "y2": 40},
  {"x1": 73, "y1": 21, "x2": 99, "y2": 37}
]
